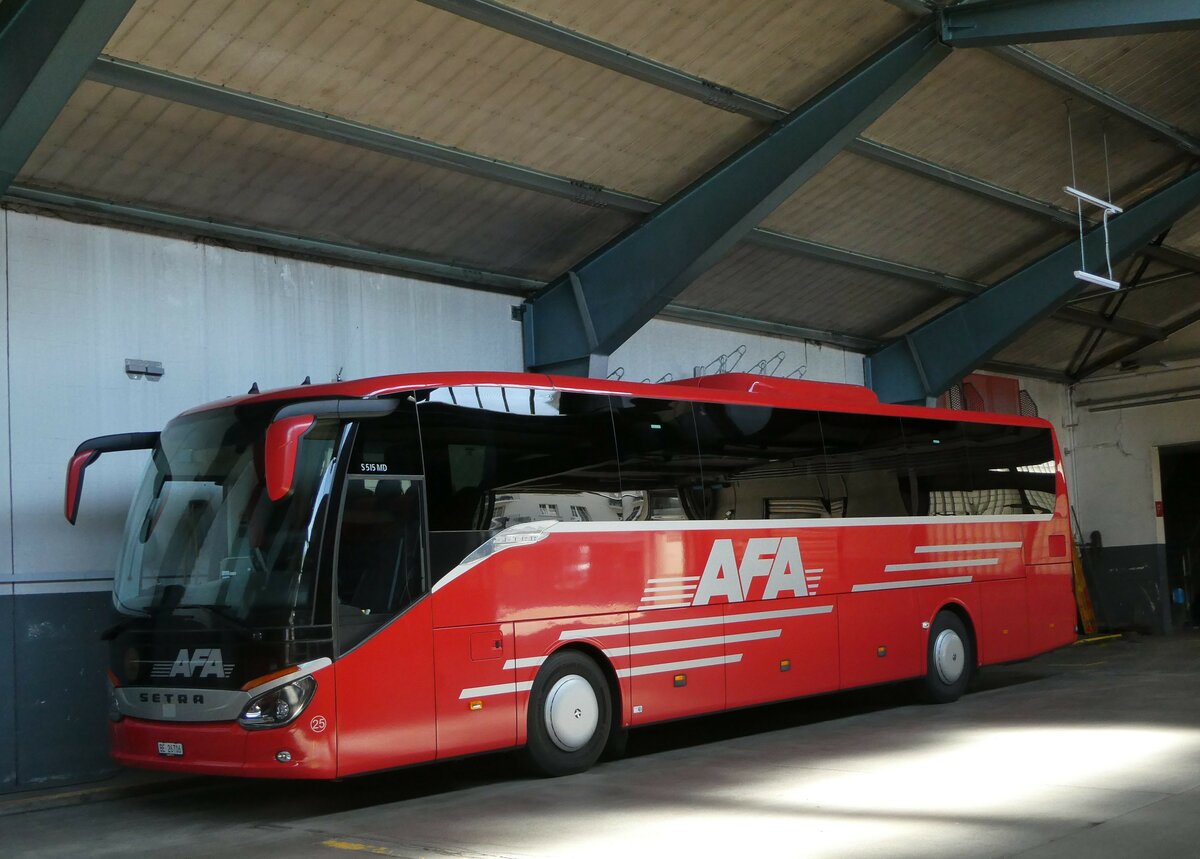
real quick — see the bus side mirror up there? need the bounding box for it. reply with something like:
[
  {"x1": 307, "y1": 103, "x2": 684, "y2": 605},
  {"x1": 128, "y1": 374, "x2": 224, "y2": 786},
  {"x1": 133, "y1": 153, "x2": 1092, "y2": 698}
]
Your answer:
[
  {"x1": 265, "y1": 415, "x2": 316, "y2": 502},
  {"x1": 64, "y1": 432, "x2": 160, "y2": 524},
  {"x1": 266, "y1": 398, "x2": 399, "y2": 501}
]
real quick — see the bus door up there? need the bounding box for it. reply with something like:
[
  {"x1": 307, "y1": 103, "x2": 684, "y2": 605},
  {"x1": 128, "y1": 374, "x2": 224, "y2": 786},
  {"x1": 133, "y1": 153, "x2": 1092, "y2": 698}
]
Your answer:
[{"x1": 334, "y1": 469, "x2": 438, "y2": 774}]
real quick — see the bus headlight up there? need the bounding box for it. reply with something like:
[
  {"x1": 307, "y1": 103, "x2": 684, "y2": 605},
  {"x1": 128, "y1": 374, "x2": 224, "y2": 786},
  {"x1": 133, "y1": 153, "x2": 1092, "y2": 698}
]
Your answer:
[{"x1": 238, "y1": 677, "x2": 316, "y2": 730}]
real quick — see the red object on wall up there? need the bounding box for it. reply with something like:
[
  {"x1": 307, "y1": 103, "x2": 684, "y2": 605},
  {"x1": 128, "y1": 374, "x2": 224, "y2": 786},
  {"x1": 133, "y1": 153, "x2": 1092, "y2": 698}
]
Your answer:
[
  {"x1": 1156, "y1": 500, "x2": 1164, "y2": 517},
  {"x1": 938, "y1": 373, "x2": 1021, "y2": 414}
]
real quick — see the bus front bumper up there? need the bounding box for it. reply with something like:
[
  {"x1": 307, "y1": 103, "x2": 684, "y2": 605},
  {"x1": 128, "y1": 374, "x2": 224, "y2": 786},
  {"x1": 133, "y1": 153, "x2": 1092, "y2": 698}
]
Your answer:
[{"x1": 110, "y1": 714, "x2": 337, "y2": 779}]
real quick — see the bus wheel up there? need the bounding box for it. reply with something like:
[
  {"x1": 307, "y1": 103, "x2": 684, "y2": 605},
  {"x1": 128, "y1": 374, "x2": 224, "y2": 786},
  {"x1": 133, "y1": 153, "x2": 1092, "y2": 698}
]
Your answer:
[
  {"x1": 921, "y1": 611, "x2": 973, "y2": 704},
  {"x1": 525, "y1": 651, "x2": 611, "y2": 777}
]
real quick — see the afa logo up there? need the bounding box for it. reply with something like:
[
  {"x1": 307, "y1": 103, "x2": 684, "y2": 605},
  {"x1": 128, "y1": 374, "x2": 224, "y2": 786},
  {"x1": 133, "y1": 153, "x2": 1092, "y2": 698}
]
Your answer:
[
  {"x1": 693, "y1": 537, "x2": 808, "y2": 606},
  {"x1": 167, "y1": 648, "x2": 231, "y2": 679}
]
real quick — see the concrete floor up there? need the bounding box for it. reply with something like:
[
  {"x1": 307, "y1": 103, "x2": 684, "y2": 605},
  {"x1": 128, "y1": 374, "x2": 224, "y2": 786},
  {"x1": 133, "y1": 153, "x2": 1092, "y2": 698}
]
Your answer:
[{"x1": 5, "y1": 633, "x2": 1200, "y2": 858}]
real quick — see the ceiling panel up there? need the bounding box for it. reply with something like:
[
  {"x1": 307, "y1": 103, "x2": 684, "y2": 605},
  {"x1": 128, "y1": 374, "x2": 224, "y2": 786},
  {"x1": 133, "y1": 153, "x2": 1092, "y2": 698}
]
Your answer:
[
  {"x1": 1112, "y1": 276, "x2": 1200, "y2": 329},
  {"x1": 677, "y1": 242, "x2": 942, "y2": 338},
  {"x1": 993, "y1": 317, "x2": 1131, "y2": 372},
  {"x1": 863, "y1": 49, "x2": 1183, "y2": 214},
  {"x1": 1031, "y1": 32, "x2": 1200, "y2": 139},
  {"x1": 19, "y1": 82, "x2": 634, "y2": 279},
  {"x1": 500, "y1": 0, "x2": 912, "y2": 109},
  {"x1": 761, "y1": 151, "x2": 1063, "y2": 282},
  {"x1": 104, "y1": 0, "x2": 759, "y2": 200}
]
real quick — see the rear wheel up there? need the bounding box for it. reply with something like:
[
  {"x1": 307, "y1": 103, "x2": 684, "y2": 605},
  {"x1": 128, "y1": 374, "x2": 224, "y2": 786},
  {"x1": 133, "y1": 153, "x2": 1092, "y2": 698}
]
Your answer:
[
  {"x1": 524, "y1": 650, "x2": 612, "y2": 777},
  {"x1": 921, "y1": 610, "x2": 973, "y2": 703}
]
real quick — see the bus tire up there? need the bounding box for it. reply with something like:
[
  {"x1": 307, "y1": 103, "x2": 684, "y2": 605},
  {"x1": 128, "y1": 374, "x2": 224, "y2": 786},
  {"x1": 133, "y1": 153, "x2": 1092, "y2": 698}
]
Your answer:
[
  {"x1": 524, "y1": 650, "x2": 611, "y2": 777},
  {"x1": 921, "y1": 610, "x2": 973, "y2": 704}
]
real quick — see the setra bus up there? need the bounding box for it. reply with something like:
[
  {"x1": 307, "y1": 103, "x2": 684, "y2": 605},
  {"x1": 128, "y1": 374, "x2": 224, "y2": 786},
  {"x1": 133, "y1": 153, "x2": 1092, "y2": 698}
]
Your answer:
[{"x1": 65, "y1": 371, "x2": 1077, "y2": 778}]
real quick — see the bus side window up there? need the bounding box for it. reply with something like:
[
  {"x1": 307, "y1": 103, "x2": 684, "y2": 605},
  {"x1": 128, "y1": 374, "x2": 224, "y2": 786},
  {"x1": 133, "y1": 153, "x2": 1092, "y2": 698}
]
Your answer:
[
  {"x1": 900, "y1": 418, "x2": 973, "y2": 516},
  {"x1": 818, "y1": 413, "x2": 908, "y2": 518},
  {"x1": 690, "y1": 402, "x2": 829, "y2": 520},
  {"x1": 418, "y1": 386, "x2": 622, "y2": 579},
  {"x1": 961, "y1": 423, "x2": 1056, "y2": 515},
  {"x1": 335, "y1": 476, "x2": 426, "y2": 651},
  {"x1": 609, "y1": 397, "x2": 707, "y2": 519}
]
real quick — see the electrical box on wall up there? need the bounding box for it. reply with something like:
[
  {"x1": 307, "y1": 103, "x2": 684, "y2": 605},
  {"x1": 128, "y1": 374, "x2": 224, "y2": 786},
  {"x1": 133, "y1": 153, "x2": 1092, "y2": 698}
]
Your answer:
[{"x1": 125, "y1": 359, "x2": 164, "y2": 381}]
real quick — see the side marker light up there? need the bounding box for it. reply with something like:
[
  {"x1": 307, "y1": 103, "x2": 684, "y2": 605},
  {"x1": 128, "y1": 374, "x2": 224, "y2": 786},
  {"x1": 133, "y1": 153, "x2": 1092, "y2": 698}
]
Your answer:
[
  {"x1": 469, "y1": 700, "x2": 484, "y2": 711},
  {"x1": 877, "y1": 646, "x2": 888, "y2": 658},
  {"x1": 780, "y1": 659, "x2": 791, "y2": 672},
  {"x1": 276, "y1": 751, "x2": 292, "y2": 763},
  {"x1": 673, "y1": 674, "x2": 687, "y2": 688}
]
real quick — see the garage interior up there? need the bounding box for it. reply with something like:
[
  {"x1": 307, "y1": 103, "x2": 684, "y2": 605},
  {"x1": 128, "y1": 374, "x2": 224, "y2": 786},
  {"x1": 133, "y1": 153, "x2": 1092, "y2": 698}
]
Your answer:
[{"x1": 2, "y1": 0, "x2": 1200, "y2": 855}]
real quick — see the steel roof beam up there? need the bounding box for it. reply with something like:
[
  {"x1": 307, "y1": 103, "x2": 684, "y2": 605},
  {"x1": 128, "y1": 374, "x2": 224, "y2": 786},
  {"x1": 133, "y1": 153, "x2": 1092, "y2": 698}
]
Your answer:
[
  {"x1": 941, "y1": 0, "x2": 1200, "y2": 48},
  {"x1": 88, "y1": 57, "x2": 1162, "y2": 344},
  {"x1": 992, "y1": 46, "x2": 1200, "y2": 157},
  {"x1": 866, "y1": 168, "x2": 1200, "y2": 403},
  {"x1": 417, "y1": 0, "x2": 786, "y2": 122},
  {"x1": 87, "y1": 56, "x2": 660, "y2": 214},
  {"x1": 0, "y1": 0, "x2": 134, "y2": 195},
  {"x1": 1073, "y1": 300, "x2": 1200, "y2": 381},
  {"x1": 521, "y1": 24, "x2": 949, "y2": 376},
  {"x1": 4, "y1": 184, "x2": 543, "y2": 294}
]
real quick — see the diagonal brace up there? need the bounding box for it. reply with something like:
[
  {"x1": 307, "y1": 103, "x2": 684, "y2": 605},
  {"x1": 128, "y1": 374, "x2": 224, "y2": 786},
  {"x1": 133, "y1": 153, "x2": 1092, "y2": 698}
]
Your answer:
[
  {"x1": 866, "y1": 169, "x2": 1200, "y2": 403},
  {"x1": 521, "y1": 24, "x2": 949, "y2": 375}
]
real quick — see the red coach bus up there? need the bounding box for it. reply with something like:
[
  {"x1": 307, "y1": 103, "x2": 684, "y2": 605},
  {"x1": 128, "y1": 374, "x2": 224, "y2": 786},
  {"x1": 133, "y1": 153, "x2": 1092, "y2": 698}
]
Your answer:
[{"x1": 66, "y1": 371, "x2": 1076, "y2": 778}]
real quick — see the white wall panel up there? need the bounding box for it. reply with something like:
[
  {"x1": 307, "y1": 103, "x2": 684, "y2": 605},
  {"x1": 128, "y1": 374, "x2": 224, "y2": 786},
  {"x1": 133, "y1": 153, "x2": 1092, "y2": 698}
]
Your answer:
[
  {"x1": 1067, "y1": 366, "x2": 1200, "y2": 547},
  {"x1": 5, "y1": 213, "x2": 522, "y2": 578},
  {"x1": 4, "y1": 212, "x2": 866, "y2": 581}
]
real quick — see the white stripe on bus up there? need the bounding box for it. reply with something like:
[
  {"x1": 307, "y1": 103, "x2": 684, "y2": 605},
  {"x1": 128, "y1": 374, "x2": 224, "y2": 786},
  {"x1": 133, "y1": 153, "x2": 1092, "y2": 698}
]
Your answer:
[
  {"x1": 852, "y1": 576, "x2": 974, "y2": 592},
  {"x1": 548, "y1": 513, "x2": 1052, "y2": 534},
  {"x1": 884, "y1": 558, "x2": 998, "y2": 572},
  {"x1": 616, "y1": 653, "x2": 742, "y2": 678},
  {"x1": 641, "y1": 594, "x2": 692, "y2": 602},
  {"x1": 643, "y1": 585, "x2": 698, "y2": 593},
  {"x1": 458, "y1": 680, "x2": 535, "y2": 700},
  {"x1": 604, "y1": 629, "x2": 781, "y2": 660},
  {"x1": 915, "y1": 542, "x2": 1023, "y2": 554},
  {"x1": 559, "y1": 605, "x2": 834, "y2": 641},
  {"x1": 647, "y1": 576, "x2": 701, "y2": 584}
]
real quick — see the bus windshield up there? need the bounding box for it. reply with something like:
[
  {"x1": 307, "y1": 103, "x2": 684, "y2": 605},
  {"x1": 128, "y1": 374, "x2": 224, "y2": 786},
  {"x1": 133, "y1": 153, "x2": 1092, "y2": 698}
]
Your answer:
[{"x1": 113, "y1": 403, "x2": 338, "y2": 628}]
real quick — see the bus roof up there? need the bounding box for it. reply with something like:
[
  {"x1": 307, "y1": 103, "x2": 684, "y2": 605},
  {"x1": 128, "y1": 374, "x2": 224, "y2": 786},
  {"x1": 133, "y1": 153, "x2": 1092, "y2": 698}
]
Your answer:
[{"x1": 181, "y1": 370, "x2": 1052, "y2": 428}]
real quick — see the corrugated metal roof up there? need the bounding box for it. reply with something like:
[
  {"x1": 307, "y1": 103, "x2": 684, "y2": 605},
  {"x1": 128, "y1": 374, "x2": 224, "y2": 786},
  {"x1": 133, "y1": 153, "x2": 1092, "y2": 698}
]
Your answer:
[
  {"x1": 676, "y1": 242, "x2": 943, "y2": 338},
  {"x1": 501, "y1": 0, "x2": 913, "y2": 109},
  {"x1": 103, "y1": 0, "x2": 760, "y2": 200},
  {"x1": 1031, "y1": 32, "x2": 1200, "y2": 139},
  {"x1": 19, "y1": 82, "x2": 634, "y2": 279},
  {"x1": 1112, "y1": 276, "x2": 1200, "y2": 329},
  {"x1": 761, "y1": 151, "x2": 1062, "y2": 282}
]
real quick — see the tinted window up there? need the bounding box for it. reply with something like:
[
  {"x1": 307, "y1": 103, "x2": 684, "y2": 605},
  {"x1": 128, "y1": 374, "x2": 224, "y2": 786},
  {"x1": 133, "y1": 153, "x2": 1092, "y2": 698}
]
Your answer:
[
  {"x1": 691, "y1": 401, "x2": 830, "y2": 519},
  {"x1": 961, "y1": 422, "x2": 1056, "y2": 514},
  {"x1": 417, "y1": 386, "x2": 622, "y2": 576},
  {"x1": 819, "y1": 412, "x2": 909, "y2": 517},
  {"x1": 900, "y1": 418, "x2": 974, "y2": 516},
  {"x1": 609, "y1": 397, "x2": 707, "y2": 519}
]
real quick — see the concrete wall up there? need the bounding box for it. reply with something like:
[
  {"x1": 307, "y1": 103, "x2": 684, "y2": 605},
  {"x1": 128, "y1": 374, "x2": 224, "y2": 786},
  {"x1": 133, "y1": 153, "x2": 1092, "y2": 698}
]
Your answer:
[
  {"x1": 0, "y1": 208, "x2": 862, "y2": 791},
  {"x1": 1062, "y1": 363, "x2": 1200, "y2": 633}
]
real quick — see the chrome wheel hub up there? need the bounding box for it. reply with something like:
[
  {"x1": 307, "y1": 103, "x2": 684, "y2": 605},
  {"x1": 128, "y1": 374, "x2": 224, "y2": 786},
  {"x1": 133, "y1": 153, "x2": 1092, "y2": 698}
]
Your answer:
[
  {"x1": 933, "y1": 628, "x2": 965, "y2": 684},
  {"x1": 544, "y1": 674, "x2": 599, "y2": 752}
]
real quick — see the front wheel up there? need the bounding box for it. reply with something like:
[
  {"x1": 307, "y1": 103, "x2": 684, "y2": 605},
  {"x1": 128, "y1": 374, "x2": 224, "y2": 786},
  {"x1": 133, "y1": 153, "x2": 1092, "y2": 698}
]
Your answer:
[
  {"x1": 921, "y1": 610, "x2": 974, "y2": 704},
  {"x1": 524, "y1": 650, "x2": 612, "y2": 777}
]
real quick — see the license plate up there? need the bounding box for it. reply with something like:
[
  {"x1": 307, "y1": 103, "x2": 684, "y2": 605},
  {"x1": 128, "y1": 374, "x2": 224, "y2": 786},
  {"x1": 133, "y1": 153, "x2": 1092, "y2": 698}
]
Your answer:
[{"x1": 157, "y1": 742, "x2": 184, "y2": 757}]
